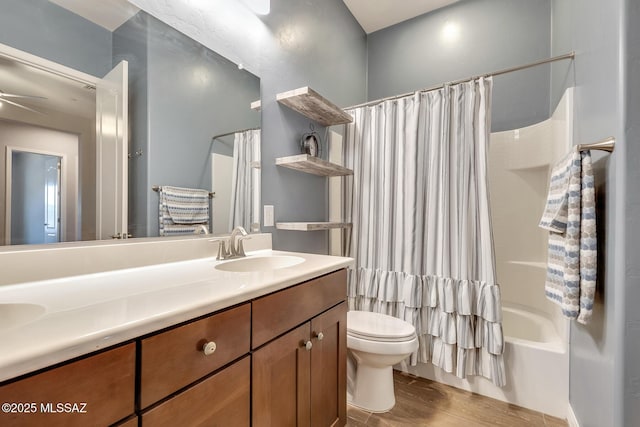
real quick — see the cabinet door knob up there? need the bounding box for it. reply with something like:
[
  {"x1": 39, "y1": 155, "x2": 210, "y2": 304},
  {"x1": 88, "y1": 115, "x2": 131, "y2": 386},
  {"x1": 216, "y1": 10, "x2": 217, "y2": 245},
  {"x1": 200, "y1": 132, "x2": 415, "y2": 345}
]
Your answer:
[
  {"x1": 202, "y1": 341, "x2": 217, "y2": 356},
  {"x1": 314, "y1": 332, "x2": 324, "y2": 341},
  {"x1": 303, "y1": 340, "x2": 313, "y2": 351}
]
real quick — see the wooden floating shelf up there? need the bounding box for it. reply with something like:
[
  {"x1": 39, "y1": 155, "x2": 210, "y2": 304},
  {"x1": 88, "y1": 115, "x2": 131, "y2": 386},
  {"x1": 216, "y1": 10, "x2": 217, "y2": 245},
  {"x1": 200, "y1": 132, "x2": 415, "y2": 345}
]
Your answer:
[
  {"x1": 276, "y1": 222, "x2": 352, "y2": 231},
  {"x1": 250, "y1": 100, "x2": 261, "y2": 111},
  {"x1": 276, "y1": 87, "x2": 353, "y2": 126},
  {"x1": 276, "y1": 154, "x2": 353, "y2": 176}
]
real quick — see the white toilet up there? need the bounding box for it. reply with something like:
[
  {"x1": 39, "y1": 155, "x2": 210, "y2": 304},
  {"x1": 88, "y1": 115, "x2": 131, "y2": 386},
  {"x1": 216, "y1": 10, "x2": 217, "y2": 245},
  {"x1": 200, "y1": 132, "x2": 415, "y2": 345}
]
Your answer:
[{"x1": 346, "y1": 310, "x2": 419, "y2": 413}]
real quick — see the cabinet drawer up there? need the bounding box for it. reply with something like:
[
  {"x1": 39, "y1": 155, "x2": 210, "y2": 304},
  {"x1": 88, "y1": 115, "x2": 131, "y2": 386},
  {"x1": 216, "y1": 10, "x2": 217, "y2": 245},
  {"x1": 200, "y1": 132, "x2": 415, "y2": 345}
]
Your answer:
[
  {"x1": 142, "y1": 356, "x2": 250, "y2": 427},
  {"x1": 252, "y1": 269, "x2": 347, "y2": 348},
  {"x1": 0, "y1": 343, "x2": 135, "y2": 427},
  {"x1": 140, "y1": 303, "x2": 251, "y2": 408}
]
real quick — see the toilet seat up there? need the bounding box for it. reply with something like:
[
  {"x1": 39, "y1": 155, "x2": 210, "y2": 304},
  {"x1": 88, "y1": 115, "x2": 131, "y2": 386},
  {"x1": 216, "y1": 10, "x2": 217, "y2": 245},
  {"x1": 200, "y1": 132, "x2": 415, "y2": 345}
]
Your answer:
[{"x1": 347, "y1": 311, "x2": 416, "y2": 342}]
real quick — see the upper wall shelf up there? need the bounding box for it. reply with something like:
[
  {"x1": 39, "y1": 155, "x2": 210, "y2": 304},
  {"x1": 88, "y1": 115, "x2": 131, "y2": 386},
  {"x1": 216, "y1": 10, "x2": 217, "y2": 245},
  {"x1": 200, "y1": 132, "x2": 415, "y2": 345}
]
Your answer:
[
  {"x1": 276, "y1": 87, "x2": 353, "y2": 126},
  {"x1": 276, "y1": 154, "x2": 353, "y2": 177}
]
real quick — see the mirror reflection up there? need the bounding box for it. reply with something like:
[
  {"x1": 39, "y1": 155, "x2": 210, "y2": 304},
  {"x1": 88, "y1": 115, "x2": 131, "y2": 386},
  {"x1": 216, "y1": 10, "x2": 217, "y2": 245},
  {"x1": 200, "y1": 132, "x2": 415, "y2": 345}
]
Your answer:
[{"x1": 0, "y1": 0, "x2": 261, "y2": 246}]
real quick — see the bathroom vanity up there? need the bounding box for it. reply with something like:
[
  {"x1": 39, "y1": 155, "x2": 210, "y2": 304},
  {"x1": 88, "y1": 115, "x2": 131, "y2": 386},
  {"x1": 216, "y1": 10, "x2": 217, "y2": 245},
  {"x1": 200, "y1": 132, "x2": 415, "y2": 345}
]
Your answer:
[{"x1": 0, "y1": 237, "x2": 352, "y2": 427}]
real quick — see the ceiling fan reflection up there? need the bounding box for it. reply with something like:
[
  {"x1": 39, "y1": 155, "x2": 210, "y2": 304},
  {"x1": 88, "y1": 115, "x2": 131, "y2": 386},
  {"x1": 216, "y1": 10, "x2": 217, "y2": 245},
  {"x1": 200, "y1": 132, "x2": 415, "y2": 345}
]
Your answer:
[{"x1": 0, "y1": 90, "x2": 47, "y2": 115}]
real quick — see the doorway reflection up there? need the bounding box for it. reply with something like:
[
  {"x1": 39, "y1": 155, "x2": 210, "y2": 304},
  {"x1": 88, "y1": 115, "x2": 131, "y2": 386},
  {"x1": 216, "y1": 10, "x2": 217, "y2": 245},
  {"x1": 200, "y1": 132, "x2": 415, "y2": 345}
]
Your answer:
[{"x1": 11, "y1": 151, "x2": 62, "y2": 245}]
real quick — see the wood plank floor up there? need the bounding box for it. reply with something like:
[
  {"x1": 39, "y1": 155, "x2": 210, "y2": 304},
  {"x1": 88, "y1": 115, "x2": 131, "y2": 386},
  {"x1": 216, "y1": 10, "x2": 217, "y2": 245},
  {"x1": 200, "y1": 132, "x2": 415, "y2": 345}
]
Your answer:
[{"x1": 346, "y1": 371, "x2": 568, "y2": 427}]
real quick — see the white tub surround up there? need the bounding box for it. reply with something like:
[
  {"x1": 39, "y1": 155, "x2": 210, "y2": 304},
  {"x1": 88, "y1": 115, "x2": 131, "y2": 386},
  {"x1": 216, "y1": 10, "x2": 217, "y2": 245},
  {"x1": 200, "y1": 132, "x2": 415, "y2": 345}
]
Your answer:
[{"x1": 0, "y1": 236, "x2": 353, "y2": 382}]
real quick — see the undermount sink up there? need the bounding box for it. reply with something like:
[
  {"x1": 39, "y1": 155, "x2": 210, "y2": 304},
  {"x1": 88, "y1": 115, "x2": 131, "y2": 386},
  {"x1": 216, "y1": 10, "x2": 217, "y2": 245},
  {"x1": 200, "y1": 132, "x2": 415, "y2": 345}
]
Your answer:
[
  {"x1": 215, "y1": 255, "x2": 305, "y2": 273},
  {"x1": 0, "y1": 303, "x2": 46, "y2": 332}
]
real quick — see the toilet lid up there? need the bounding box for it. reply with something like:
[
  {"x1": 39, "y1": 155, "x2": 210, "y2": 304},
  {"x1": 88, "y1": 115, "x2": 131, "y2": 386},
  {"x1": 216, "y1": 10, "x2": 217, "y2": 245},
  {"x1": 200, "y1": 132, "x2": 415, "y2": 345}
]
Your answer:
[{"x1": 347, "y1": 311, "x2": 416, "y2": 342}]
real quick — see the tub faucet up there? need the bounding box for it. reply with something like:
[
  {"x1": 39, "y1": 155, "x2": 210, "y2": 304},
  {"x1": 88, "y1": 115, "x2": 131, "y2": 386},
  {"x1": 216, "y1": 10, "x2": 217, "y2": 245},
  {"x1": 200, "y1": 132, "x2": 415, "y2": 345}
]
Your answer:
[{"x1": 229, "y1": 226, "x2": 250, "y2": 258}]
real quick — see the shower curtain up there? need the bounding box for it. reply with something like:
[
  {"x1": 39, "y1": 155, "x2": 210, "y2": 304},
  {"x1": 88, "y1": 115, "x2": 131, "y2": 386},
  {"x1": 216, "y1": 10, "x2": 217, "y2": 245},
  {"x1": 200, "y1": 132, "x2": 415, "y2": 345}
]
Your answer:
[
  {"x1": 229, "y1": 129, "x2": 260, "y2": 231},
  {"x1": 343, "y1": 77, "x2": 505, "y2": 386}
]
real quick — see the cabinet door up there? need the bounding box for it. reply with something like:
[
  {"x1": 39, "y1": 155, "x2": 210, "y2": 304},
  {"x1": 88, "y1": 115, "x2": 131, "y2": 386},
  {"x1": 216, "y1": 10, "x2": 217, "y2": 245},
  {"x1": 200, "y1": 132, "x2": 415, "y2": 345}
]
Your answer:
[
  {"x1": 310, "y1": 302, "x2": 347, "y2": 427},
  {"x1": 252, "y1": 323, "x2": 311, "y2": 427},
  {"x1": 142, "y1": 356, "x2": 250, "y2": 427},
  {"x1": 0, "y1": 343, "x2": 135, "y2": 427}
]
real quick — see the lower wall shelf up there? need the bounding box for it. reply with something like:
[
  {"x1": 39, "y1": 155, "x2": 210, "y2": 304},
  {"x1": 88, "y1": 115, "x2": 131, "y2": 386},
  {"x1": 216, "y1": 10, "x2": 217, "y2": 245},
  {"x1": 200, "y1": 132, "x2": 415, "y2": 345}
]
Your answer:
[{"x1": 276, "y1": 222, "x2": 352, "y2": 231}]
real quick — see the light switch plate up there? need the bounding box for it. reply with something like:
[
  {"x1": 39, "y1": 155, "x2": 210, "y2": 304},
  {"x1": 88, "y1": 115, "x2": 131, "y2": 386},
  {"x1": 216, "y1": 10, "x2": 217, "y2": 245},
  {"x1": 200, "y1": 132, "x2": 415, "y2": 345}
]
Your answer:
[{"x1": 264, "y1": 205, "x2": 274, "y2": 227}]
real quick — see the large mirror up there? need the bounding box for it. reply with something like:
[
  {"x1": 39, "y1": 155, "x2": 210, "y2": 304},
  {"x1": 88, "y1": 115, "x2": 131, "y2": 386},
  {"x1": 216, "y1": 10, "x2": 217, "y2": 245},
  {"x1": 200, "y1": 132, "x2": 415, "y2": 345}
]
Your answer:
[{"x1": 0, "y1": 0, "x2": 261, "y2": 246}]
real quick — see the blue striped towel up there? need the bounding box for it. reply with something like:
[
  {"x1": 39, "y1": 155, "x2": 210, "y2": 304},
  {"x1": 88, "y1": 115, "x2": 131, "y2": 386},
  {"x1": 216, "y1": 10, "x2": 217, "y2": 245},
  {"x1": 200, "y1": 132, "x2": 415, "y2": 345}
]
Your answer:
[
  {"x1": 159, "y1": 186, "x2": 210, "y2": 236},
  {"x1": 539, "y1": 149, "x2": 597, "y2": 324}
]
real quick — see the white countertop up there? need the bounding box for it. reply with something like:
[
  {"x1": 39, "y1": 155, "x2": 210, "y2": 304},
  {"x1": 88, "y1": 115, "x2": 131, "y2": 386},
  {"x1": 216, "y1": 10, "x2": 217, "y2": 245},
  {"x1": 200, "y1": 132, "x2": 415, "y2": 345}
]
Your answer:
[{"x1": 0, "y1": 249, "x2": 353, "y2": 382}]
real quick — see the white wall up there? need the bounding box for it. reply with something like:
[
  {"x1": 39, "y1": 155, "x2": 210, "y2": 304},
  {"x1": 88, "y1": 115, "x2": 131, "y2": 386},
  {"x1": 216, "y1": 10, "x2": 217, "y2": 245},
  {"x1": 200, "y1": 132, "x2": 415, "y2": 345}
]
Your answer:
[
  {"x1": 0, "y1": 106, "x2": 96, "y2": 240},
  {"x1": 0, "y1": 119, "x2": 80, "y2": 244}
]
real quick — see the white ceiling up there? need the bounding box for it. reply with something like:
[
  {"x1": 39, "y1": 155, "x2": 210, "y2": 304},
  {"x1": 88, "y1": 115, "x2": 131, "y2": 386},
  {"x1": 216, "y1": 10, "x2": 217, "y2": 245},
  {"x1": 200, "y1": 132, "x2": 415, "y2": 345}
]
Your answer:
[
  {"x1": 0, "y1": 56, "x2": 95, "y2": 119},
  {"x1": 49, "y1": 0, "x2": 458, "y2": 36},
  {"x1": 49, "y1": 0, "x2": 139, "y2": 31},
  {"x1": 342, "y1": 0, "x2": 459, "y2": 34}
]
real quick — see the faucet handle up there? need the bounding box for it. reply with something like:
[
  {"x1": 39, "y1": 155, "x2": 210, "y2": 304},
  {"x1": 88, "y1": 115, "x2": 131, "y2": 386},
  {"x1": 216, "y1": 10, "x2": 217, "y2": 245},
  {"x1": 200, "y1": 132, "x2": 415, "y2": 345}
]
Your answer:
[
  {"x1": 209, "y1": 238, "x2": 229, "y2": 260},
  {"x1": 236, "y1": 236, "x2": 251, "y2": 257}
]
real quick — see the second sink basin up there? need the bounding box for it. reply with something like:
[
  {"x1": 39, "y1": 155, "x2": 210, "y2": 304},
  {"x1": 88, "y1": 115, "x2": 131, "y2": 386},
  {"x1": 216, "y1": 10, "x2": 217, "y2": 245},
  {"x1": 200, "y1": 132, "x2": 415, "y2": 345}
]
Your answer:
[
  {"x1": 215, "y1": 255, "x2": 305, "y2": 273},
  {"x1": 0, "y1": 303, "x2": 46, "y2": 332}
]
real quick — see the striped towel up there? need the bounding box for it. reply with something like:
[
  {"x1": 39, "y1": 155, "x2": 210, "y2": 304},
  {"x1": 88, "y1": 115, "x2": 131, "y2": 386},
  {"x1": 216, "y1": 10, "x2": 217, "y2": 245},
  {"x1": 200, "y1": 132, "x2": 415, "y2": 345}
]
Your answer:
[
  {"x1": 539, "y1": 149, "x2": 597, "y2": 324},
  {"x1": 159, "y1": 186, "x2": 210, "y2": 236}
]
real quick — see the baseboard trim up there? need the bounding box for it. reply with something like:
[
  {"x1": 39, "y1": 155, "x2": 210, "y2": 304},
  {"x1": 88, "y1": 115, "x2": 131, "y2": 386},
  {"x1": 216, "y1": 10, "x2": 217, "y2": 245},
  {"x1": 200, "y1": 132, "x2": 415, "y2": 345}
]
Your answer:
[{"x1": 567, "y1": 403, "x2": 580, "y2": 427}]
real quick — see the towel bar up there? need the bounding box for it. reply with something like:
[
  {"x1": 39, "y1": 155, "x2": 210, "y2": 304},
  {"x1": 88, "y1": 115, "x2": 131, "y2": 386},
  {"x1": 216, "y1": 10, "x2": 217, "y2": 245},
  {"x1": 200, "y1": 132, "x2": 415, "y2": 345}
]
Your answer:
[
  {"x1": 577, "y1": 136, "x2": 615, "y2": 153},
  {"x1": 152, "y1": 185, "x2": 215, "y2": 198}
]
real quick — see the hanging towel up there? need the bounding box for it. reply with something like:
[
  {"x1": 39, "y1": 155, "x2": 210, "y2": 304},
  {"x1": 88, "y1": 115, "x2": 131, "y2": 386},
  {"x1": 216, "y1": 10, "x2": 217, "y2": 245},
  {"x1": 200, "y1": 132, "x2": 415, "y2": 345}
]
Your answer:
[
  {"x1": 539, "y1": 149, "x2": 597, "y2": 324},
  {"x1": 159, "y1": 186, "x2": 210, "y2": 236}
]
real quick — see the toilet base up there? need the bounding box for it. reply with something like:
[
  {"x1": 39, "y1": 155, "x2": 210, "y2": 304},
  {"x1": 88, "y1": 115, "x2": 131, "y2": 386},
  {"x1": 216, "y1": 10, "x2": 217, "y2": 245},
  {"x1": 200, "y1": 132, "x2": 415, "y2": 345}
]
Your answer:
[{"x1": 347, "y1": 363, "x2": 396, "y2": 413}]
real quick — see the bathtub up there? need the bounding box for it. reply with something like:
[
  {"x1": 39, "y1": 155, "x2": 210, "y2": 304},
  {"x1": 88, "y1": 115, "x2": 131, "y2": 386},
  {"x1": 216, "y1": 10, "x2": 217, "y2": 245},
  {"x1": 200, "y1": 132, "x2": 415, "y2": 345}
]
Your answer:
[{"x1": 403, "y1": 303, "x2": 569, "y2": 419}]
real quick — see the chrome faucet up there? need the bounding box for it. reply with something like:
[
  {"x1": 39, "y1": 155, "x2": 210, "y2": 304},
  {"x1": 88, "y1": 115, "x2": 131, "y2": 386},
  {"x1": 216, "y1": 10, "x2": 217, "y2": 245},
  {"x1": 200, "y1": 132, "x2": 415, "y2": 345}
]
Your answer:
[{"x1": 229, "y1": 226, "x2": 250, "y2": 258}]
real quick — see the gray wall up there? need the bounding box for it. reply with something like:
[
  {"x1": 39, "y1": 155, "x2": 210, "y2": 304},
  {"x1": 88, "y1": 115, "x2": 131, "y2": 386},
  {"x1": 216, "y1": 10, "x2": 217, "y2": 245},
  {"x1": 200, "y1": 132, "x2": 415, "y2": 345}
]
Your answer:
[
  {"x1": 552, "y1": 0, "x2": 635, "y2": 426},
  {"x1": 366, "y1": 0, "x2": 551, "y2": 132},
  {"x1": 113, "y1": 12, "x2": 260, "y2": 237},
  {"x1": 132, "y1": 0, "x2": 368, "y2": 252},
  {"x1": 624, "y1": 0, "x2": 640, "y2": 425},
  {"x1": 145, "y1": 15, "x2": 260, "y2": 237},
  {"x1": 0, "y1": 0, "x2": 112, "y2": 77},
  {"x1": 113, "y1": 13, "x2": 150, "y2": 239}
]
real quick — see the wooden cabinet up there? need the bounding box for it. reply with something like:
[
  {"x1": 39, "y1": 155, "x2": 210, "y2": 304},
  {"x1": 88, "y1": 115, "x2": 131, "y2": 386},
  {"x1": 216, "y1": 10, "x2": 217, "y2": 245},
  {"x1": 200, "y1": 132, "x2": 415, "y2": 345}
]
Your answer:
[
  {"x1": 140, "y1": 303, "x2": 251, "y2": 408},
  {"x1": 310, "y1": 303, "x2": 347, "y2": 427},
  {"x1": 0, "y1": 343, "x2": 135, "y2": 427},
  {"x1": 115, "y1": 416, "x2": 139, "y2": 427},
  {"x1": 142, "y1": 356, "x2": 250, "y2": 427},
  {"x1": 252, "y1": 269, "x2": 347, "y2": 348},
  {"x1": 252, "y1": 270, "x2": 347, "y2": 427},
  {"x1": 0, "y1": 269, "x2": 347, "y2": 427},
  {"x1": 253, "y1": 323, "x2": 312, "y2": 427}
]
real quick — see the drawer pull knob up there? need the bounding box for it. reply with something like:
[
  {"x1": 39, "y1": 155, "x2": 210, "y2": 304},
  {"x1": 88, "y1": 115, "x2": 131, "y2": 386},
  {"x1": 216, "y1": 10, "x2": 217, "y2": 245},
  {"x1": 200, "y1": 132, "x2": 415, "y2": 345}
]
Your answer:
[
  {"x1": 315, "y1": 332, "x2": 324, "y2": 341},
  {"x1": 202, "y1": 341, "x2": 217, "y2": 356},
  {"x1": 303, "y1": 340, "x2": 313, "y2": 351}
]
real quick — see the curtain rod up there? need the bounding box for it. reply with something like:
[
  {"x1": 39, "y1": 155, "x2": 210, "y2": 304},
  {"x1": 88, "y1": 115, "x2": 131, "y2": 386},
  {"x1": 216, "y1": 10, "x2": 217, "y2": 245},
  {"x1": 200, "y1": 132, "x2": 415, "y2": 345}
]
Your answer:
[
  {"x1": 345, "y1": 51, "x2": 575, "y2": 110},
  {"x1": 211, "y1": 127, "x2": 260, "y2": 141}
]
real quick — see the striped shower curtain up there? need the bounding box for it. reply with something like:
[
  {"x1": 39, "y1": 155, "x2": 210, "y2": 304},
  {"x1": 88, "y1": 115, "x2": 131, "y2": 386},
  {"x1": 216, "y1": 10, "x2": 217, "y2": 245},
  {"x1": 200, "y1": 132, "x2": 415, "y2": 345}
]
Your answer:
[
  {"x1": 343, "y1": 77, "x2": 505, "y2": 386},
  {"x1": 229, "y1": 129, "x2": 260, "y2": 231}
]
